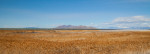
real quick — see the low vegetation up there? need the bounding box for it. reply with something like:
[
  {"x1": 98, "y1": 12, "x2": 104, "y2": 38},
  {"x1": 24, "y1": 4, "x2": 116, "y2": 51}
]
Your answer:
[{"x1": 0, "y1": 30, "x2": 150, "y2": 54}]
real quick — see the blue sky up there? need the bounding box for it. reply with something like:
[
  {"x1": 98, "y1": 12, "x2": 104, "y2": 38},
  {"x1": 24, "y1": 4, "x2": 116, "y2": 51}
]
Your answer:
[{"x1": 0, "y1": 0, "x2": 150, "y2": 28}]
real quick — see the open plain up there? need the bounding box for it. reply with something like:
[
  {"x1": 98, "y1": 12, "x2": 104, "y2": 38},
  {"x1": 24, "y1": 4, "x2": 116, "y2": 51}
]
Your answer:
[{"x1": 0, "y1": 30, "x2": 150, "y2": 54}]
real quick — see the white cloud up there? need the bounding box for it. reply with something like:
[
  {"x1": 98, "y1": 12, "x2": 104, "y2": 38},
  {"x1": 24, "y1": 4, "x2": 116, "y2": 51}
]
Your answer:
[
  {"x1": 98, "y1": 16, "x2": 150, "y2": 29},
  {"x1": 113, "y1": 16, "x2": 150, "y2": 23}
]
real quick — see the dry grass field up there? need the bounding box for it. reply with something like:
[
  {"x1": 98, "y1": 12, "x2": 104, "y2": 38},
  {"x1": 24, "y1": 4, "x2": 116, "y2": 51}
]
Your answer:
[{"x1": 0, "y1": 30, "x2": 150, "y2": 54}]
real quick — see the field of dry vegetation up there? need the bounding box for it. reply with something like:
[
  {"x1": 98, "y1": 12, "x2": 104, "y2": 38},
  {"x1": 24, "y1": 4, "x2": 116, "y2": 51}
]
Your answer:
[{"x1": 0, "y1": 30, "x2": 150, "y2": 54}]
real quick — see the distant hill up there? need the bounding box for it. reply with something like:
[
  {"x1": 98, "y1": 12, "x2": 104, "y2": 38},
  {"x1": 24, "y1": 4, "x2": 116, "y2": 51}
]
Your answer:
[{"x1": 55, "y1": 25, "x2": 97, "y2": 29}]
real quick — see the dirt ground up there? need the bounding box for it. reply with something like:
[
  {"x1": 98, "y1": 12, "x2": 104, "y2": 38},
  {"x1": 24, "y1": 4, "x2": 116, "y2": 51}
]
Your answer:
[{"x1": 0, "y1": 30, "x2": 150, "y2": 54}]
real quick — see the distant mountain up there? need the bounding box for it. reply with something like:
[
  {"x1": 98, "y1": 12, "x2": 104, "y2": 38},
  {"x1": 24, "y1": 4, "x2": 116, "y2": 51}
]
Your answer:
[{"x1": 55, "y1": 25, "x2": 97, "y2": 29}]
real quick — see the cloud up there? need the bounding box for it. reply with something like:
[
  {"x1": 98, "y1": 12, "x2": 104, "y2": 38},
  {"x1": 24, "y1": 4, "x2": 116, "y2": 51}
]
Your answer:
[
  {"x1": 113, "y1": 16, "x2": 150, "y2": 23},
  {"x1": 98, "y1": 16, "x2": 150, "y2": 29}
]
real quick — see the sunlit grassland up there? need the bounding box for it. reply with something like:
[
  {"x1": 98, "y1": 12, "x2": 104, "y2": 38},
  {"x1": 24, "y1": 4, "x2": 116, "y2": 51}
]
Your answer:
[{"x1": 0, "y1": 30, "x2": 150, "y2": 54}]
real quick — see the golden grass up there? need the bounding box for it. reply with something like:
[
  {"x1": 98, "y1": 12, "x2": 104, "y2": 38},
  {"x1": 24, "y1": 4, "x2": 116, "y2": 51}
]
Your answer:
[{"x1": 0, "y1": 30, "x2": 150, "y2": 54}]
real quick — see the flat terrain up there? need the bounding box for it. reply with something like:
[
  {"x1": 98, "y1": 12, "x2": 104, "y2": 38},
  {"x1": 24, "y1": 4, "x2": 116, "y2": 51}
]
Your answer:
[{"x1": 0, "y1": 30, "x2": 150, "y2": 54}]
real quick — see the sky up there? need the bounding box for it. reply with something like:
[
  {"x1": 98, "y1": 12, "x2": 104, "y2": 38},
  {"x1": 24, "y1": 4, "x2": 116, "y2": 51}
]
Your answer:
[{"x1": 0, "y1": 0, "x2": 150, "y2": 28}]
